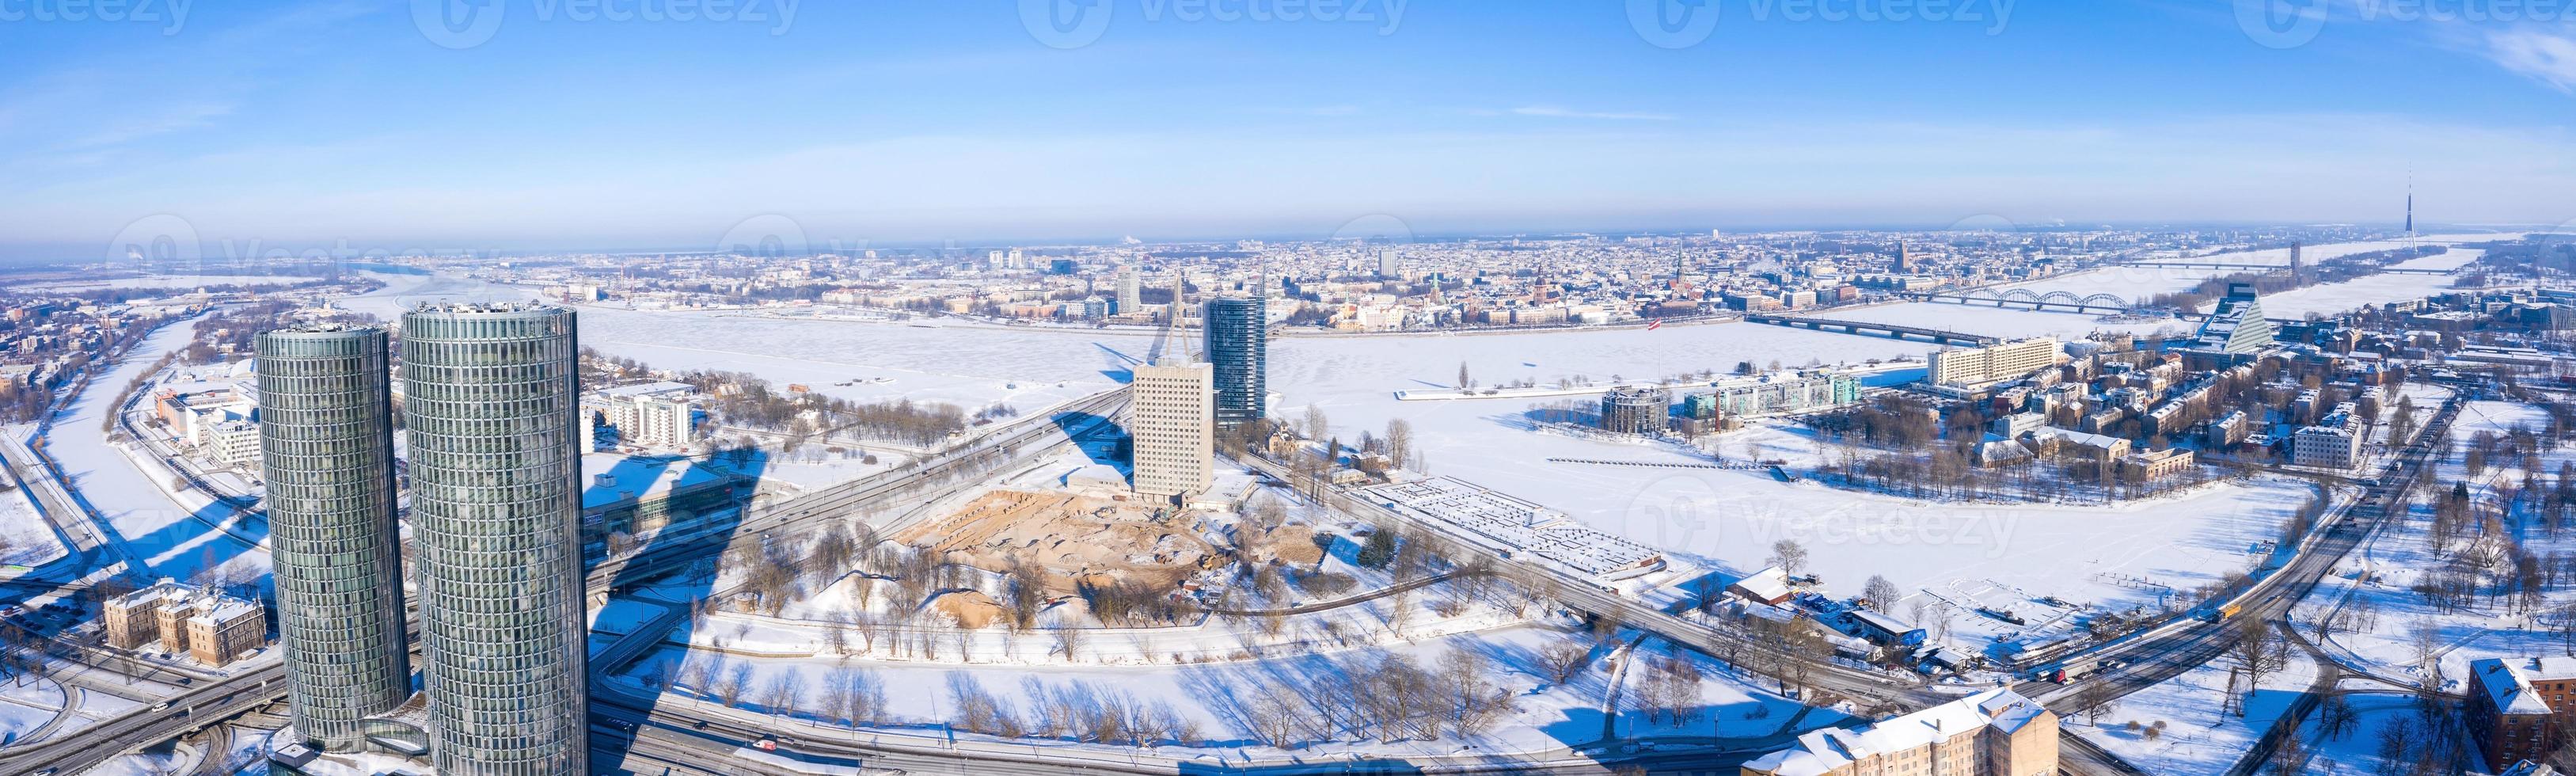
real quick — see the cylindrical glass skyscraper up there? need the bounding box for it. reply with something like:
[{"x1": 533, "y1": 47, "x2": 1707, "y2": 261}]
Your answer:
[
  {"x1": 1202, "y1": 295, "x2": 1267, "y2": 428},
  {"x1": 400, "y1": 302, "x2": 587, "y2": 776},
  {"x1": 255, "y1": 325, "x2": 412, "y2": 752}
]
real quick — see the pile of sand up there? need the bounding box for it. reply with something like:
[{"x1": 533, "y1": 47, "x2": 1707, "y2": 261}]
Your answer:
[{"x1": 931, "y1": 590, "x2": 1007, "y2": 630}]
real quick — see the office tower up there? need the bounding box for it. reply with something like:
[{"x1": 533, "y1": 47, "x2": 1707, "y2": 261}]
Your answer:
[
  {"x1": 1133, "y1": 281, "x2": 1214, "y2": 503},
  {"x1": 2289, "y1": 241, "x2": 2303, "y2": 276},
  {"x1": 1377, "y1": 249, "x2": 1399, "y2": 279},
  {"x1": 1202, "y1": 295, "x2": 1267, "y2": 430},
  {"x1": 255, "y1": 325, "x2": 412, "y2": 753},
  {"x1": 1130, "y1": 359, "x2": 1214, "y2": 504},
  {"x1": 401, "y1": 302, "x2": 587, "y2": 776},
  {"x1": 1894, "y1": 241, "x2": 1913, "y2": 272},
  {"x1": 1115, "y1": 264, "x2": 1142, "y2": 315}
]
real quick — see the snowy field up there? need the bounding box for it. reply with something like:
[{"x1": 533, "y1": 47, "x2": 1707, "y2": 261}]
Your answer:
[
  {"x1": 612, "y1": 621, "x2": 1839, "y2": 759},
  {"x1": 28, "y1": 316, "x2": 268, "y2": 585},
  {"x1": 0, "y1": 678, "x2": 65, "y2": 744},
  {"x1": 0, "y1": 484, "x2": 67, "y2": 569},
  {"x1": 351, "y1": 272, "x2": 1120, "y2": 413},
  {"x1": 2076, "y1": 645, "x2": 2323, "y2": 774}
]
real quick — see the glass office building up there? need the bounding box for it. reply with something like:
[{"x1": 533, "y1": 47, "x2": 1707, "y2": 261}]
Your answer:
[
  {"x1": 255, "y1": 325, "x2": 412, "y2": 752},
  {"x1": 400, "y1": 302, "x2": 587, "y2": 776},
  {"x1": 1201, "y1": 295, "x2": 1267, "y2": 429}
]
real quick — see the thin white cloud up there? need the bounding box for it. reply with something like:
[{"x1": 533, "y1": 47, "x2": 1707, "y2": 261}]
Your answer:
[
  {"x1": 1509, "y1": 106, "x2": 1677, "y2": 121},
  {"x1": 2487, "y1": 29, "x2": 2576, "y2": 93}
]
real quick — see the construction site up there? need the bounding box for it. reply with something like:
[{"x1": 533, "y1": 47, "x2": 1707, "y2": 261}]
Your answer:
[{"x1": 890, "y1": 488, "x2": 1328, "y2": 629}]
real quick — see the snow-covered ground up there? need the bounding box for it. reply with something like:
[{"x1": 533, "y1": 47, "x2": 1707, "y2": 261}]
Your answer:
[
  {"x1": 0, "y1": 678, "x2": 66, "y2": 744},
  {"x1": 0, "y1": 482, "x2": 68, "y2": 569},
  {"x1": 613, "y1": 621, "x2": 1838, "y2": 759},
  {"x1": 29, "y1": 317, "x2": 268, "y2": 586},
  {"x1": 2076, "y1": 645, "x2": 2323, "y2": 774}
]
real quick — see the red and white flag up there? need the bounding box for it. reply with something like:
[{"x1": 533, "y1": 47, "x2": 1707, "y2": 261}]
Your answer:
[{"x1": 1646, "y1": 319, "x2": 1663, "y2": 331}]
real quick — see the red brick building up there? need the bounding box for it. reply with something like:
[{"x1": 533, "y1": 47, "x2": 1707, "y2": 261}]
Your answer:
[{"x1": 2470, "y1": 657, "x2": 2576, "y2": 771}]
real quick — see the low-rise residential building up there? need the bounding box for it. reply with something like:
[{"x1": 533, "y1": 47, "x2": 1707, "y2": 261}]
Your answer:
[
  {"x1": 2119, "y1": 447, "x2": 2195, "y2": 481},
  {"x1": 1742, "y1": 687, "x2": 2058, "y2": 776},
  {"x1": 2207, "y1": 410, "x2": 2250, "y2": 448},
  {"x1": 208, "y1": 420, "x2": 261, "y2": 466},
  {"x1": 102, "y1": 579, "x2": 268, "y2": 665},
  {"x1": 2470, "y1": 656, "x2": 2576, "y2": 772},
  {"x1": 2291, "y1": 415, "x2": 2365, "y2": 470}
]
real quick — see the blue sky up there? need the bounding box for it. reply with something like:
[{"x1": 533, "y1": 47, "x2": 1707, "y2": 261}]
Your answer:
[{"x1": 2, "y1": 0, "x2": 2572, "y2": 261}]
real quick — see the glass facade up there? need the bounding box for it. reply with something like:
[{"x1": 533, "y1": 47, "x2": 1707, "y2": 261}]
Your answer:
[
  {"x1": 399, "y1": 303, "x2": 587, "y2": 776},
  {"x1": 1201, "y1": 296, "x2": 1266, "y2": 428},
  {"x1": 255, "y1": 325, "x2": 412, "y2": 752}
]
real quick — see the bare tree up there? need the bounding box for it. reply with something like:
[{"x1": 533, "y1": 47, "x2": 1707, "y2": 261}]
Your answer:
[
  {"x1": 1537, "y1": 639, "x2": 1590, "y2": 684},
  {"x1": 1863, "y1": 575, "x2": 1903, "y2": 609},
  {"x1": 1769, "y1": 540, "x2": 1810, "y2": 575},
  {"x1": 759, "y1": 673, "x2": 804, "y2": 715},
  {"x1": 1051, "y1": 624, "x2": 1085, "y2": 661},
  {"x1": 1385, "y1": 417, "x2": 1415, "y2": 471}
]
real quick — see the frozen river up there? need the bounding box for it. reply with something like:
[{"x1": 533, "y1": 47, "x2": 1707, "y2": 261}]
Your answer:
[{"x1": 31, "y1": 316, "x2": 267, "y2": 584}]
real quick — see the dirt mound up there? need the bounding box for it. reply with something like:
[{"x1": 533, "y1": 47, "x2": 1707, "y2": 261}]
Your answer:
[
  {"x1": 898, "y1": 489, "x2": 1224, "y2": 608},
  {"x1": 1264, "y1": 525, "x2": 1324, "y2": 565},
  {"x1": 932, "y1": 590, "x2": 1008, "y2": 630}
]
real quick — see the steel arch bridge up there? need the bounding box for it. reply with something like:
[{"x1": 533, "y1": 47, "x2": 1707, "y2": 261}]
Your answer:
[{"x1": 1955, "y1": 288, "x2": 2131, "y2": 308}]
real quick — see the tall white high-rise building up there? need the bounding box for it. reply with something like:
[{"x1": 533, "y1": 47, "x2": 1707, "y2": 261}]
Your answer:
[
  {"x1": 1377, "y1": 249, "x2": 1400, "y2": 278},
  {"x1": 1115, "y1": 264, "x2": 1143, "y2": 314},
  {"x1": 1130, "y1": 359, "x2": 1214, "y2": 503}
]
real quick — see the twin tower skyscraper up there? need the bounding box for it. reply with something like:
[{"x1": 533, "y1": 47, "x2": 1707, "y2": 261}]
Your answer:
[{"x1": 255, "y1": 302, "x2": 588, "y2": 775}]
